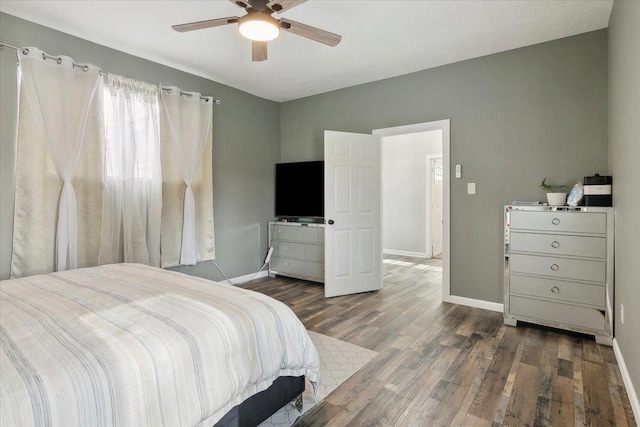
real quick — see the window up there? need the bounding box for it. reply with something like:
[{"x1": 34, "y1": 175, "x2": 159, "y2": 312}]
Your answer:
[{"x1": 98, "y1": 76, "x2": 162, "y2": 266}]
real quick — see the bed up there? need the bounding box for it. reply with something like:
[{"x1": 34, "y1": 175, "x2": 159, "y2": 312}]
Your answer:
[{"x1": 0, "y1": 263, "x2": 319, "y2": 426}]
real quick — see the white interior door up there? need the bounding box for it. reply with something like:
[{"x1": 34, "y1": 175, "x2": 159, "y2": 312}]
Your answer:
[
  {"x1": 431, "y1": 159, "x2": 444, "y2": 256},
  {"x1": 431, "y1": 158, "x2": 443, "y2": 256},
  {"x1": 324, "y1": 130, "x2": 382, "y2": 298}
]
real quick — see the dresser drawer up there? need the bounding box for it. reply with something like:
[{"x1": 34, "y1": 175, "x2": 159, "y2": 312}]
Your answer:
[
  {"x1": 510, "y1": 211, "x2": 606, "y2": 234},
  {"x1": 273, "y1": 225, "x2": 319, "y2": 243},
  {"x1": 510, "y1": 296, "x2": 605, "y2": 332},
  {"x1": 305, "y1": 244, "x2": 324, "y2": 262},
  {"x1": 305, "y1": 261, "x2": 324, "y2": 280},
  {"x1": 270, "y1": 256, "x2": 307, "y2": 276},
  {"x1": 270, "y1": 256, "x2": 324, "y2": 281},
  {"x1": 510, "y1": 275, "x2": 605, "y2": 308},
  {"x1": 272, "y1": 241, "x2": 306, "y2": 259},
  {"x1": 510, "y1": 232, "x2": 606, "y2": 259},
  {"x1": 510, "y1": 253, "x2": 605, "y2": 283}
]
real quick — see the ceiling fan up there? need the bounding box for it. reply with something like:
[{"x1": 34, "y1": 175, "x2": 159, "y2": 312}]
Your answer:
[{"x1": 172, "y1": 0, "x2": 342, "y2": 62}]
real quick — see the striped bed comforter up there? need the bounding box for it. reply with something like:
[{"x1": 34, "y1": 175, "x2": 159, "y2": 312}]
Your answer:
[{"x1": 0, "y1": 264, "x2": 320, "y2": 426}]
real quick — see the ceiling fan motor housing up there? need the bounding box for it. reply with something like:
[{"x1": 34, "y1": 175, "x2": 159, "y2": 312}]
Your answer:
[{"x1": 238, "y1": 10, "x2": 280, "y2": 41}]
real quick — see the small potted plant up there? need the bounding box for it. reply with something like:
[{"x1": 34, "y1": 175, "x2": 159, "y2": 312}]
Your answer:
[{"x1": 539, "y1": 177, "x2": 568, "y2": 206}]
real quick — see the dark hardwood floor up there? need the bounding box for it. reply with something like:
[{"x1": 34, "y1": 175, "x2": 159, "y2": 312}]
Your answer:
[{"x1": 240, "y1": 255, "x2": 637, "y2": 426}]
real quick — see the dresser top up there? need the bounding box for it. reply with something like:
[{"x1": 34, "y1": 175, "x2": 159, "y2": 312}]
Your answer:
[
  {"x1": 269, "y1": 220, "x2": 325, "y2": 228},
  {"x1": 505, "y1": 205, "x2": 613, "y2": 213}
]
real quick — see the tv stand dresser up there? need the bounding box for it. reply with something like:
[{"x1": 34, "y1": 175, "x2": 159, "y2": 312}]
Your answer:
[{"x1": 268, "y1": 221, "x2": 325, "y2": 283}]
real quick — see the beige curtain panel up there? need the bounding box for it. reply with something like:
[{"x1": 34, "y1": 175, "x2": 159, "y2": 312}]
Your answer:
[
  {"x1": 11, "y1": 47, "x2": 103, "y2": 278},
  {"x1": 159, "y1": 86, "x2": 215, "y2": 268}
]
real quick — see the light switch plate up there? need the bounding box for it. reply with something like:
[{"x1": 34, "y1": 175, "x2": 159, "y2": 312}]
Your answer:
[
  {"x1": 467, "y1": 182, "x2": 476, "y2": 194},
  {"x1": 455, "y1": 164, "x2": 462, "y2": 179}
]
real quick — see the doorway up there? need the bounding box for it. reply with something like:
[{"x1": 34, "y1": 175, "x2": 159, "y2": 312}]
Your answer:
[
  {"x1": 373, "y1": 120, "x2": 450, "y2": 303},
  {"x1": 381, "y1": 131, "x2": 442, "y2": 259}
]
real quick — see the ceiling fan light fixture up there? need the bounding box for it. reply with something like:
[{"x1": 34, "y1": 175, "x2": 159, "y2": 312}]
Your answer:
[{"x1": 238, "y1": 12, "x2": 280, "y2": 41}]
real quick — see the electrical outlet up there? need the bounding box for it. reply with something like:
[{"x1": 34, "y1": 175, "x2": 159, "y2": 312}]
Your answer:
[{"x1": 621, "y1": 304, "x2": 625, "y2": 324}]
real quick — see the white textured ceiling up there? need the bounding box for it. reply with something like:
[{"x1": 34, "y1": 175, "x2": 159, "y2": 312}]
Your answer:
[{"x1": 0, "y1": 1, "x2": 613, "y2": 102}]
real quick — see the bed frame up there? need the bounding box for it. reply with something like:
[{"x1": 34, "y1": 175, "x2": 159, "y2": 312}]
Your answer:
[{"x1": 214, "y1": 376, "x2": 305, "y2": 427}]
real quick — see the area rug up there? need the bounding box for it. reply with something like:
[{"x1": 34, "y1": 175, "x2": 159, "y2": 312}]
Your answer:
[{"x1": 259, "y1": 331, "x2": 378, "y2": 427}]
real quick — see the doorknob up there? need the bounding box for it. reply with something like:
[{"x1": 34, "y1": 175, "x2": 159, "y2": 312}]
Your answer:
[{"x1": 328, "y1": 219, "x2": 335, "y2": 225}]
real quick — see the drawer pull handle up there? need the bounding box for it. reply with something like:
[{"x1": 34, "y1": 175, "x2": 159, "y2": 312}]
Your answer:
[
  {"x1": 551, "y1": 241, "x2": 560, "y2": 248},
  {"x1": 552, "y1": 218, "x2": 560, "y2": 225},
  {"x1": 551, "y1": 286, "x2": 560, "y2": 294},
  {"x1": 550, "y1": 264, "x2": 559, "y2": 271}
]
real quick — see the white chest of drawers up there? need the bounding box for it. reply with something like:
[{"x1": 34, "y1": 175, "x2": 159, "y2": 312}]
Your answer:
[
  {"x1": 268, "y1": 221, "x2": 325, "y2": 283},
  {"x1": 504, "y1": 206, "x2": 614, "y2": 345}
]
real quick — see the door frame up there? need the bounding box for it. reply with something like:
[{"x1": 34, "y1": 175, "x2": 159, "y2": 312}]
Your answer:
[{"x1": 373, "y1": 120, "x2": 451, "y2": 303}]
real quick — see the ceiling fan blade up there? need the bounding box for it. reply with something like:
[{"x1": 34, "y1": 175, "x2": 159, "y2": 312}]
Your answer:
[
  {"x1": 172, "y1": 17, "x2": 238, "y2": 33},
  {"x1": 252, "y1": 41, "x2": 268, "y2": 62},
  {"x1": 267, "y1": 0, "x2": 306, "y2": 13},
  {"x1": 228, "y1": 0, "x2": 251, "y2": 9},
  {"x1": 280, "y1": 18, "x2": 342, "y2": 47}
]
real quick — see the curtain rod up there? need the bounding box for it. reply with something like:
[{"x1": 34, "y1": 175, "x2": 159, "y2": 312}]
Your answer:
[
  {"x1": 0, "y1": 41, "x2": 221, "y2": 105},
  {"x1": 1, "y1": 42, "x2": 90, "y2": 72},
  {"x1": 0, "y1": 42, "x2": 20, "y2": 51},
  {"x1": 161, "y1": 87, "x2": 220, "y2": 105}
]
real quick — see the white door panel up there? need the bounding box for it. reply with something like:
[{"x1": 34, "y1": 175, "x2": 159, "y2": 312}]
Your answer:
[
  {"x1": 325, "y1": 131, "x2": 382, "y2": 298},
  {"x1": 432, "y1": 158, "x2": 443, "y2": 256},
  {"x1": 334, "y1": 166, "x2": 351, "y2": 213},
  {"x1": 358, "y1": 167, "x2": 374, "y2": 212},
  {"x1": 358, "y1": 228, "x2": 374, "y2": 274},
  {"x1": 334, "y1": 229, "x2": 351, "y2": 278}
]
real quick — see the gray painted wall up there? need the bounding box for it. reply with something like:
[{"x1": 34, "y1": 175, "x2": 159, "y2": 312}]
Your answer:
[
  {"x1": 609, "y1": 0, "x2": 640, "y2": 404},
  {"x1": 281, "y1": 30, "x2": 609, "y2": 303},
  {"x1": 0, "y1": 13, "x2": 281, "y2": 281}
]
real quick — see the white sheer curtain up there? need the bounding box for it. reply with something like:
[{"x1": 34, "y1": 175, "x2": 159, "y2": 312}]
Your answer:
[
  {"x1": 160, "y1": 86, "x2": 215, "y2": 266},
  {"x1": 13, "y1": 47, "x2": 102, "y2": 275},
  {"x1": 98, "y1": 75, "x2": 162, "y2": 266}
]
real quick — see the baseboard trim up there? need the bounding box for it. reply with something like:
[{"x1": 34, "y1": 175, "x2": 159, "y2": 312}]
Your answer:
[
  {"x1": 383, "y1": 249, "x2": 429, "y2": 258},
  {"x1": 443, "y1": 295, "x2": 503, "y2": 313},
  {"x1": 613, "y1": 338, "x2": 640, "y2": 423},
  {"x1": 229, "y1": 270, "x2": 268, "y2": 285}
]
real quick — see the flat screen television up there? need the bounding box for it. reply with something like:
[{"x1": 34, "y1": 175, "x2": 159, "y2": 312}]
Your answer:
[{"x1": 275, "y1": 161, "x2": 324, "y2": 219}]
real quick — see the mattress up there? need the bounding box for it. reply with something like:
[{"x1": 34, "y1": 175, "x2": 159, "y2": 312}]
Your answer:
[{"x1": 0, "y1": 263, "x2": 319, "y2": 426}]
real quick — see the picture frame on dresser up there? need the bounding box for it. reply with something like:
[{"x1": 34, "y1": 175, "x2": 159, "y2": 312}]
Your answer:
[{"x1": 503, "y1": 205, "x2": 614, "y2": 345}]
